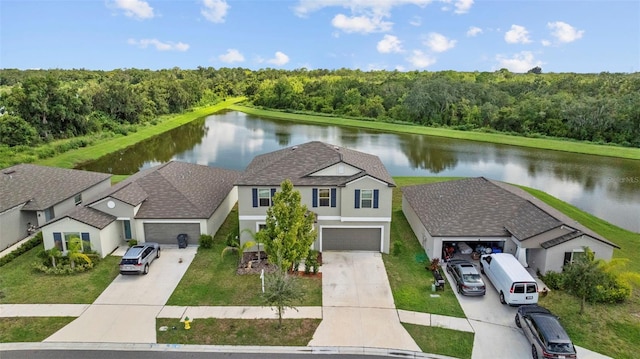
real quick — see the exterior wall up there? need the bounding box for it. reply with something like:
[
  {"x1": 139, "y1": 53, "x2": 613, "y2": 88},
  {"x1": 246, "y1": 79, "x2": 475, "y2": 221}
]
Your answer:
[
  {"x1": 542, "y1": 236, "x2": 615, "y2": 274},
  {"x1": 93, "y1": 222, "x2": 121, "y2": 257},
  {"x1": 44, "y1": 178, "x2": 112, "y2": 227},
  {"x1": 42, "y1": 218, "x2": 102, "y2": 255},
  {"x1": 503, "y1": 237, "x2": 519, "y2": 256},
  {"x1": 0, "y1": 203, "x2": 36, "y2": 250},
  {"x1": 205, "y1": 187, "x2": 238, "y2": 237},
  {"x1": 90, "y1": 197, "x2": 136, "y2": 218},
  {"x1": 402, "y1": 196, "x2": 434, "y2": 258},
  {"x1": 341, "y1": 177, "x2": 392, "y2": 219},
  {"x1": 527, "y1": 248, "x2": 547, "y2": 275}
]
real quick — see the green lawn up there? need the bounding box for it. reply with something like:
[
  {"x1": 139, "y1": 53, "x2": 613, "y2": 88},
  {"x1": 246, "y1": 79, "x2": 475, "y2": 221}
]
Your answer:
[
  {"x1": 157, "y1": 318, "x2": 320, "y2": 346},
  {"x1": 232, "y1": 105, "x2": 640, "y2": 160},
  {"x1": 0, "y1": 244, "x2": 121, "y2": 304},
  {"x1": 403, "y1": 323, "x2": 474, "y2": 359},
  {"x1": 0, "y1": 317, "x2": 75, "y2": 343},
  {"x1": 166, "y1": 207, "x2": 322, "y2": 306}
]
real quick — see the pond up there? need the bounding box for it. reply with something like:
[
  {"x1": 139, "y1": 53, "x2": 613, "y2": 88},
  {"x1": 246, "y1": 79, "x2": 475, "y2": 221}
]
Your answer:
[{"x1": 78, "y1": 111, "x2": 640, "y2": 233}]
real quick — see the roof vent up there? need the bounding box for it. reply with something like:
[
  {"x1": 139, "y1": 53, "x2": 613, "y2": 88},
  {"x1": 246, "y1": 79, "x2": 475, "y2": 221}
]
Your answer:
[
  {"x1": 292, "y1": 146, "x2": 298, "y2": 150},
  {"x1": 3, "y1": 170, "x2": 16, "y2": 175}
]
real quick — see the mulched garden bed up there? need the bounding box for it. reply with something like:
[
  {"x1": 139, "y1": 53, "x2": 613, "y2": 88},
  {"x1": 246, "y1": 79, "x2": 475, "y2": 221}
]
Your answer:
[{"x1": 236, "y1": 251, "x2": 322, "y2": 278}]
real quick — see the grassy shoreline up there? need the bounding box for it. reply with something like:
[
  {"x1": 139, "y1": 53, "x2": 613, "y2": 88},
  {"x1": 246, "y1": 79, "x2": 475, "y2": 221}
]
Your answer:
[{"x1": 230, "y1": 105, "x2": 640, "y2": 160}]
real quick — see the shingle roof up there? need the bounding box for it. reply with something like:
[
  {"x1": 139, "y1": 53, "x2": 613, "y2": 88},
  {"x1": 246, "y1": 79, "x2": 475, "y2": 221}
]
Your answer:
[
  {"x1": 54, "y1": 206, "x2": 117, "y2": 229},
  {"x1": 236, "y1": 141, "x2": 395, "y2": 187},
  {"x1": 0, "y1": 164, "x2": 111, "y2": 212},
  {"x1": 402, "y1": 177, "x2": 619, "y2": 249},
  {"x1": 90, "y1": 161, "x2": 241, "y2": 219}
]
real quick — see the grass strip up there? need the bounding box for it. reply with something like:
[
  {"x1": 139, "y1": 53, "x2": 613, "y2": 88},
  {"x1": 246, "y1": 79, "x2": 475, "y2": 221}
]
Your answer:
[
  {"x1": 156, "y1": 318, "x2": 320, "y2": 346},
  {"x1": 231, "y1": 105, "x2": 640, "y2": 160},
  {"x1": 0, "y1": 317, "x2": 75, "y2": 343},
  {"x1": 403, "y1": 323, "x2": 474, "y2": 359}
]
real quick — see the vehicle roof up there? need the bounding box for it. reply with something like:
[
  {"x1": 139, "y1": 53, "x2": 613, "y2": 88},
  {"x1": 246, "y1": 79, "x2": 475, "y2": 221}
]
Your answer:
[
  {"x1": 482, "y1": 253, "x2": 536, "y2": 282},
  {"x1": 530, "y1": 313, "x2": 572, "y2": 343},
  {"x1": 123, "y1": 245, "x2": 147, "y2": 258},
  {"x1": 518, "y1": 304, "x2": 552, "y2": 316}
]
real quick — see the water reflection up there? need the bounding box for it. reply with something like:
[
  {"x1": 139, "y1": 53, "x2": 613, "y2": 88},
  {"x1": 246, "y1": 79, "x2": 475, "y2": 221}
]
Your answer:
[{"x1": 77, "y1": 111, "x2": 640, "y2": 232}]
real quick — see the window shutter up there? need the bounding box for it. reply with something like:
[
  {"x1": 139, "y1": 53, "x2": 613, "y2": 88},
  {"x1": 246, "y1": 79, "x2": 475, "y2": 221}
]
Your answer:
[
  {"x1": 373, "y1": 189, "x2": 379, "y2": 208},
  {"x1": 331, "y1": 188, "x2": 336, "y2": 207},
  {"x1": 81, "y1": 233, "x2": 90, "y2": 241},
  {"x1": 354, "y1": 189, "x2": 360, "y2": 208},
  {"x1": 270, "y1": 188, "x2": 276, "y2": 205},
  {"x1": 252, "y1": 188, "x2": 258, "y2": 207},
  {"x1": 53, "y1": 232, "x2": 62, "y2": 242},
  {"x1": 563, "y1": 252, "x2": 572, "y2": 265},
  {"x1": 312, "y1": 188, "x2": 318, "y2": 207}
]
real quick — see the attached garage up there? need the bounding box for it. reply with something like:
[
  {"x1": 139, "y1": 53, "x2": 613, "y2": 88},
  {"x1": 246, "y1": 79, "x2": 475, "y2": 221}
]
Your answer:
[
  {"x1": 143, "y1": 222, "x2": 200, "y2": 245},
  {"x1": 322, "y1": 227, "x2": 382, "y2": 251}
]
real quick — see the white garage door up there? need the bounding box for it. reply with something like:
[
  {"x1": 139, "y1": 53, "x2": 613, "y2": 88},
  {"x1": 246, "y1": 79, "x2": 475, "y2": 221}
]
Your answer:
[
  {"x1": 143, "y1": 223, "x2": 200, "y2": 245},
  {"x1": 322, "y1": 228, "x2": 381, "y2": 251}
]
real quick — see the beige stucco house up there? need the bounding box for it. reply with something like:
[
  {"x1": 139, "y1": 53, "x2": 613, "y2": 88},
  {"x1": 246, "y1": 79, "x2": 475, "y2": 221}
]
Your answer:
[{"x1": 235, "y1": 141, "x2": 396, "y2": 253}]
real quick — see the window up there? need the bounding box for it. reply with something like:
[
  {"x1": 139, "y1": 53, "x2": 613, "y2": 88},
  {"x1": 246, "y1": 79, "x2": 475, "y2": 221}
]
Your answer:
[
  {"x1": 53, "y1": 232, "x2": 63, "y2": 251},
  {"x1": 563, "y1": 249, "x2": 588, "y2": 265},
  {"x1": 258, "y1": 189, "x2": 271, "y2": 206},
  {"x1": 44, "y1": 207, "x2": 55, "y2": 222},
  {"x1": 81, "y1": 232, "x2": 91, "y2": 252},
  {"x1": 64, "y1": 232, "x2": 81, "y2": 251},
  {"x1": 526, "y1": 283, "x2": 537, "y2": 293},
  {"x1": 318, "y1": 189, "x2": 330, "y2": 207},
  {"x1": 513, "y1": 283, "x2": 525, "y2": 293},
  {"x1": 74, "y1": 193, "x2": 82, "y2": 206},
  {"x1": 354, "y1": 189, "x2": 379, "y2": 209}
]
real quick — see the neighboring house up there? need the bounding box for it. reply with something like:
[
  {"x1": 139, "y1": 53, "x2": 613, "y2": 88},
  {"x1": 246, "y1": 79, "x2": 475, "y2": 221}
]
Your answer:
[
  {"x1": 0, "y1": 164, "x2": 111, "y2": 250},
  {"x1": 236, "y1": 141, "x2": 396, "y2": 253},
  {"x1": 42, "y1": 161, "x2": 240, "y2": 257},
  {"x1": 402, "y1": 177, "x2": 620, "y2": 274}
]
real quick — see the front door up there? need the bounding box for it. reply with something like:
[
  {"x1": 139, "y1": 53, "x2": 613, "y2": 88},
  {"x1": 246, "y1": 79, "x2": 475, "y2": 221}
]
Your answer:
[{"x1": 123, "y1": 220, "x2": 132, "y2": 239}]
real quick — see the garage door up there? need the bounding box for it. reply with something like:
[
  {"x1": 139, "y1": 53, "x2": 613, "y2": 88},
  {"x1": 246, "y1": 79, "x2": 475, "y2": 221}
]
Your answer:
[
  {"x1": 143, "y1": 223, "x2": 200, "y2": 245},
  {"x1": 322, "y1": 228, "x2": 381, "y2": 251}
]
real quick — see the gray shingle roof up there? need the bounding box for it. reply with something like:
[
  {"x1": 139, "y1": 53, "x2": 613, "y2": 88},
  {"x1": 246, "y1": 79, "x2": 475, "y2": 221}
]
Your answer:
[
  {"x1": 236, "y1": 141, "x2": 395, "y2": 187},
  {"x1": 402, "y1": 177, "x2": 619, "y2": 249},
  {"x1": 90, "y1": 161, "x2": 241, "y2": 219},
  {"x1": 0, "y1": 164, "x2": 111, "y2": 212},
  {"x1": 56, "y1": 206, "x2": 117, "y2": 229}
]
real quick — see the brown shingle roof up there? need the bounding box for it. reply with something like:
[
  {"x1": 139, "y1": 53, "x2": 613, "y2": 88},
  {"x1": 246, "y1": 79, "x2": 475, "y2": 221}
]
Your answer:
[
  {"x1": 57, "y1": 206, "x2": 117, "y2": 229},
  {"x1": 0, "y1": 164, "x2": 111, "y2": 212},
  {"x1": 402, "y1": 177, "x2": 619, "y2": 249},
  {"x1": 90, "y1": 161, "x2": 241, "y2": 219},
  {"x1": 236, "y1": 141, "x2": 395, "y2": 187}
]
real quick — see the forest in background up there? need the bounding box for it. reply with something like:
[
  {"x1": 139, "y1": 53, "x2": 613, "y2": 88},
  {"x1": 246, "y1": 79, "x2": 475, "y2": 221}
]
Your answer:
[{"x1": 1, "y1": 67, "x2": 639, "y2": 151}]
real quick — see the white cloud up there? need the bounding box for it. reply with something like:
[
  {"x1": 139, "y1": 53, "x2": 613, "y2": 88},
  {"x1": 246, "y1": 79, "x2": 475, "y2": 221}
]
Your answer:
[
  {"x1": 409, "y1": 16, "x2": 421, "y2": 26},
  {"x1": 218, "y1": 49, "x2": 245, "y2": 63},
  {"x1": 112, "y1": 0, "x2": 154, "y2": 20},
  {"x1": 505, "y1": 24, "x2": 532, "y2": 44},
  {"x1": 293, "y1": 0, "x2": 433, "y2": 18},
  {"x1": 127, "y1": 38, "x2": 189, "y2": 51},
  {"x1": 541, "y1": 39, "x2": 552, "y2": 47},
  {"x1": 496, "y1": 51, "x2": 541, "y2": 72},
  {"x1": 407, "y1": 50, "x2": 436, "y2": 68},
  {"x1": 331, "y1": 13, "x2": 392, "y2": 33},
  {"x1": 424, "y1": 32, "x2": 456, "y2": 53},
  {"x1": 267, "y1": 51, "x2": 290, "y2": 66},
  {"x1": 201, "y1": 0, "x2": 230, "y2": 23},
  {"x1": 548, "y1": 21, "x2": 584, "y2": 43},
  {"x1": 453, "y1": 0, "x2": 474, "y2": 14},
  {"x1": 377, "y1": 34, "x2": 403, "y2": 53},
  {"x1": 466, "y1": 26, "x2": 482, "y2": 37}
]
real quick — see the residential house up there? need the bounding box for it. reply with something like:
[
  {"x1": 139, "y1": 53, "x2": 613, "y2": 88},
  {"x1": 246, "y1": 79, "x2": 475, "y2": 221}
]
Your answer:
[
  {"x1": 235, "y1": 141, "x2": 396, "y2": 253},
  {"x1": 0, "y1": 164, "x2": 111, "y2": 250},
  {"x1": 402, "y1": 177, "x2": 620, "y2": 274},
  {"x1": 41, "y1": 161, "x2": 240, "y2": 257}
]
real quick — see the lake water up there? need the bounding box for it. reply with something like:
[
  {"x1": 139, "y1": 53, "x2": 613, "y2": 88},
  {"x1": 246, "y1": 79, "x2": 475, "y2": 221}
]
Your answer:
[{"x1": 79, "y1": 110, "x2": 640, "y2": 233}]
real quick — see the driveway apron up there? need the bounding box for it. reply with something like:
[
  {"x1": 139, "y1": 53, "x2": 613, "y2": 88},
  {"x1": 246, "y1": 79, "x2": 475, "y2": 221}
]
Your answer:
[
  {"x1": 308, "y1": 251, "x2": 420, "y2": 351},
  {"x1": 45, "y1": 246, "x2": 197, "y2": 344}
]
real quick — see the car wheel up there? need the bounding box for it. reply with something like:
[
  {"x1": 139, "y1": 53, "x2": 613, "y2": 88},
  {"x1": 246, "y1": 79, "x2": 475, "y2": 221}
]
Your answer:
[
  {"x1": 457, "y1": 284, "x2": 462, "y2": 294},
  {"x1": 531, "y1": 345, "x2": 538, "y2": 359},
  {"x1": 499, "y1": 291, "x2": 506, "y2": 304},
  {"x1": 515, "y1": 314, "x2": 521, "y2": 328},
  {"x1": 156, "y1": 248, "x2": 161, "y2": 259},
  {"x1": 143, "y1": 264, "x2": 149, "y2": 275}
]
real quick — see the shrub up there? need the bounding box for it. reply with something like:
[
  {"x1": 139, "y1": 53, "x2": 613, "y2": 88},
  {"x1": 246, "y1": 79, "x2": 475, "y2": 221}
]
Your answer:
[
  {"x1": 199, "y1": 234, "x2": 213, "y2": 249},
  {"x1": 540, "y1": 271, "x2": 564, "y2": 290},
  {"x1": 128, "y1": 239, "x2": 138, "y2": 247},
  {"x1": 304, "y1": 250, "x2": 319, "y2": 274},
  {"x1": 0, "y1": 232, "x2": 43, "y2": 267},
  {"x1": 33, "y1": 262, "x2": 94, "y2": 275},
  {"x1": 591, "y1": 274, "x2": 632, "y2": 304},
  {"x1": 392, "y1": 240, "x2": 404, "y2": 256}
]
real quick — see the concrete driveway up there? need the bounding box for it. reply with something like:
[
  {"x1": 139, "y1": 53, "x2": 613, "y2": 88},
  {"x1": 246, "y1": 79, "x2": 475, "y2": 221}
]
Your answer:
[
  {"x1": 308, "y1": 251, "x2": 420, "y2": 351},
  {"x1": 45, "y1": 245, "x2": 197, "y2": 344},
  {"x1": 443, "y1": 261, "x2": 613, "y2": 359}
]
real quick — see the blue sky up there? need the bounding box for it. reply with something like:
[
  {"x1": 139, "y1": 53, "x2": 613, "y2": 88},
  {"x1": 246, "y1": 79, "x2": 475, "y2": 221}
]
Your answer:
[{"x1": 1, "y1": 0, "x2": 638, "y2": 73}]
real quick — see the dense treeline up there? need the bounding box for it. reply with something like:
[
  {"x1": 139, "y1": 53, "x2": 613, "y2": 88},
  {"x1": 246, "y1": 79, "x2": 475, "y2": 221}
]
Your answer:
[{"x1": 1, "y1": 67, "x2": 639, "y2": 148}]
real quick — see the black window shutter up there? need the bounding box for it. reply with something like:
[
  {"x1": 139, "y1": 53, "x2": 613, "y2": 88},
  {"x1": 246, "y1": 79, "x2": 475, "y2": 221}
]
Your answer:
[
  {"x1": 53, "y1": 232, "x2": 62, "y2": 242},
  {"x1": 331, "y1": 188, "x2": 336, "y2": 207},
  {"x1": 252, "y1": 188, "x2": 258, "y2": 207},
  {"x1": 354, "y1": 189, "x2": 360, "y2": 208},
  {"x1": 563, "y1": 252, "x2": 572, "y2": 266},
  {"x1": 81, "y1": 233, "x2": 90, "y2": 241},
  {"x1": 373, "y1": 189, "x2": 379, "y2": 208},
  {"x1": 312, "y1": 188, "x2": 318, "y2": 207},
  {"x1": 271, "y1": 188, "x2": 276, "y2": 205}
]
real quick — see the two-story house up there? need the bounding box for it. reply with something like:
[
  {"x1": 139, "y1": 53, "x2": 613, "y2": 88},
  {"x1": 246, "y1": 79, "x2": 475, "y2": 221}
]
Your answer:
[{"x1": 235, "y1": 141, "x2": 396, "y2": 253}]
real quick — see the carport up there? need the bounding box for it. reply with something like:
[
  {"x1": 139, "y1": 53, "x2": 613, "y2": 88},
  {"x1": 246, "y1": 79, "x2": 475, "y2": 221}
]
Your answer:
[
  {"x1": 321, "y1": 227, "x2": 382, "y2": 251},
  {"x1": 143, "y1": 222, "x2": 200, "y2": 245}
]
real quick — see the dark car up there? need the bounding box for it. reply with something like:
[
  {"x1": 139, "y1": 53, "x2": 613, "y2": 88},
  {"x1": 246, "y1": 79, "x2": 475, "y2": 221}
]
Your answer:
[
  {"x1": 515, "y1": 305, "x2": 577, "y2": 359},
  {"x1": 119, "y1": 242, "x2": 160, "y2": 275},
  {"x1": 446, "y1": 259, "x2": 486, "y2": 296}
]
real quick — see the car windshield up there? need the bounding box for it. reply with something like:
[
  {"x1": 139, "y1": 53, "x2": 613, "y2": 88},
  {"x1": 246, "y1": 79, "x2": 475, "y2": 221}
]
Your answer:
[
  {"x1": 548, "y1": 342, "x2": 575, "y2": 353},
  {"x1": 463, "y1": 273, "x2": 482, "y2": 283}
]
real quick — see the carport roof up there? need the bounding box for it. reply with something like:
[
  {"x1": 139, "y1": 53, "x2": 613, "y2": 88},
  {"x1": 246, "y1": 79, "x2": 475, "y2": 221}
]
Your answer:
[
  {"x1": 235, "y1": 141, "x2": 395, "y2": 187},
  {"x1": 89, "y1": 161, "x2": 241, "y2": 219},
  {"x1": 402, "y1": 177, "x2": 618, "y2": 249}
]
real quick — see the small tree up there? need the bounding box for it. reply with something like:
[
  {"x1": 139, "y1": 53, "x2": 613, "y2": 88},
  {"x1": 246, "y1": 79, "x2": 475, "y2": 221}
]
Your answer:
[
  {"x1": 562, "y1": 247, "x2": 606, "y2": 313},
  {"x1": 256, "y1": 179, "x2": 317, "y2": 272},
  {"x1": 66, "y1": 236, "x2": 92, "y2": 269},
  {"x1": 46, "y1": 248, "x2": 62, "y2": 268},
  {"x1": 262, "y1": 268, "x2": 304, "y2": 328}
]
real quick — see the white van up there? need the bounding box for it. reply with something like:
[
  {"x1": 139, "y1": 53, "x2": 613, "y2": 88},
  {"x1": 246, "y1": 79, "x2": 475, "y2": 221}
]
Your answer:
[{"x1": 480, "y1": 253, "x2": 538, "y2": 305}]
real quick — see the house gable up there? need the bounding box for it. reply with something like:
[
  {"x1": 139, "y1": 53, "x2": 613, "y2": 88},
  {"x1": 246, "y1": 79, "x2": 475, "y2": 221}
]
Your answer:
[{"x1": 309, "y1": 162, "x2": 360, "y2": 177}]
